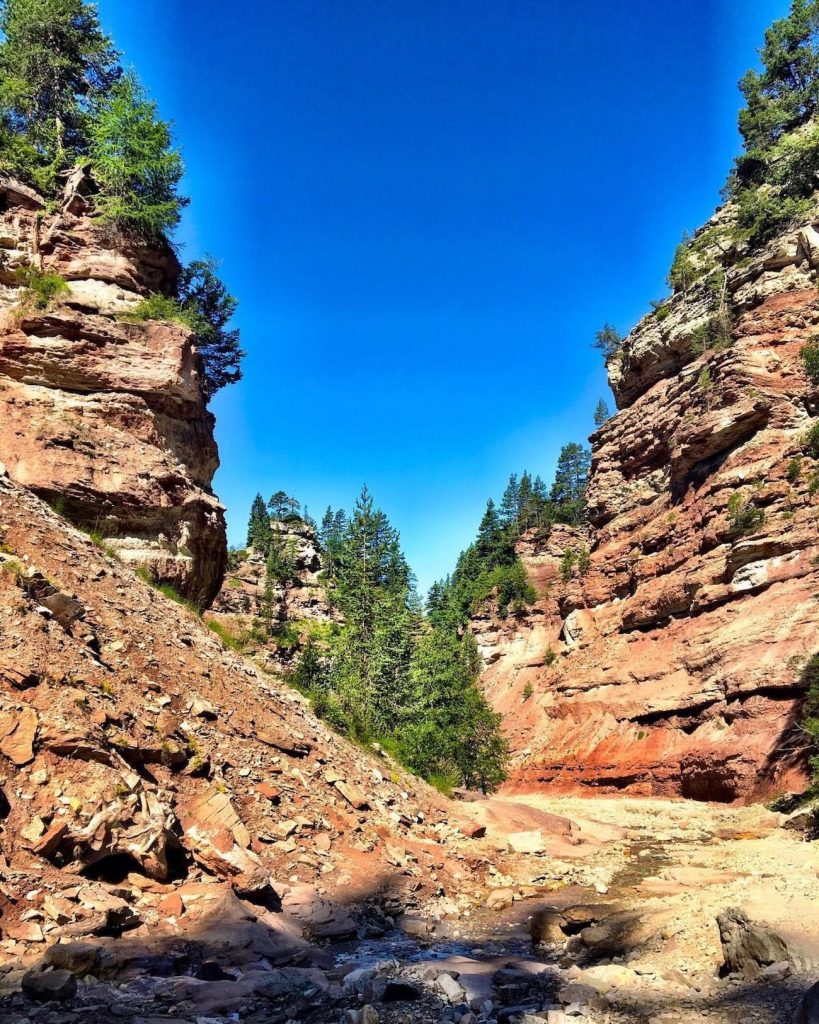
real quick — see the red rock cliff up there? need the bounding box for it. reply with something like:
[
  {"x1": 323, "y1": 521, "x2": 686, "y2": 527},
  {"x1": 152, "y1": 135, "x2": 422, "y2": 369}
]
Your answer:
[
  {"x1": 0, "y1": 176, "x2": 226, "y2": 605},
  {"x1": 477, "y1": 206, "x2": 819, "y2": 801}
]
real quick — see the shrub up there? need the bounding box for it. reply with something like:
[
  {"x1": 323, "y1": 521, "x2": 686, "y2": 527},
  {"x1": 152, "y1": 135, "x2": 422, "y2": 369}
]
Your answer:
[
  {"x1": 803, "y1": 422, "x2": 819, "y2": 458},
  {"x1": 127, "y1": 293, "x2": 187, "y2": 325},
  {"x1": 787, "y1": 457, "x2": 803, "y2": 481},
  {"x1": 208, "y1": 620, "x2": 258, "y2": 653},
  {"x1": 544, "y1": 645, "x2": 556, "y2": 667},
  {"x1": 667, "y1": 234, "x2": 697, "y2": 293},
  {"x1": 522, "y1": 681, "x2": 534, "y2": 702},
  {"x1": 802, "y1": 341, "x2": 819, "y2": 386},
  {"x1": 15, "y1": 263, "x2": 68, "y2": 309},
  {"x1": 726, "y1": 491, "x2": 765, "y2": 538},
  {"x1": 560, "y1": 548, "x2": 578, "y2": 582},
  {"x1": 800, "y1": 654, "x2": 819, "y2": 786}
]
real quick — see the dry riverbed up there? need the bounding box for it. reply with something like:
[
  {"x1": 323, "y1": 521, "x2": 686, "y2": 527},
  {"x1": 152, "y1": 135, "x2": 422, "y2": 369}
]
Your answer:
[{"x1": 0, "y1": 794, "x2": 816, "y2": 1024}]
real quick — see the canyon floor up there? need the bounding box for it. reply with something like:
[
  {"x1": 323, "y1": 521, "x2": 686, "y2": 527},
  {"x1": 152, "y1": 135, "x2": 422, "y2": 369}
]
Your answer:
[{"x1": 1, "y1": 789, "x2": 815, "y2": 1024}]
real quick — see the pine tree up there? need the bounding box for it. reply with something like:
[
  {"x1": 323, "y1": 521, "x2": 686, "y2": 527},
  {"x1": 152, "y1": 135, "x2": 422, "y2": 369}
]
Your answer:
[
  {"x1": 736, "y1": 0, "x2": 819, "y2": 168},
  {"x1": 177, "y1": 258, "x2": 243, "y2": 400},
  {"x1": 499, "y1": 473, "x2": 520, "y2": 527},
  {"x1": 476, "y1": 498, "x2": 502, "y2": 561},
  {"x1": 550, "y1": 443, "x2": 591, "y2": 524},
  {"x1": 89, "y1": 70, "x2": 187, "y2": 241},
  {"x1": 399, "y1": 628, "x2": 508, "y2": 792},
  {"x1": 593, "y1": 324, "x2": 624, "y2": 363},
  {"x1": 0, "y1": 0, "x2": 120, "y2": 192},
  {"x1": 518, "y1": 471, "x2": 534, "y2": 530},
  {"x1": 531, "y1": 475, "x2": 549, "y2": 527},
  {"x1": 594, "y1": 398, "x2": 611, "y2": 427},
  {"x1": 246, "y1": 493, "x2": 270, "y2": 552},
  {"x1": 267, "y1": 490, "x2": 300, "y2": 520}
]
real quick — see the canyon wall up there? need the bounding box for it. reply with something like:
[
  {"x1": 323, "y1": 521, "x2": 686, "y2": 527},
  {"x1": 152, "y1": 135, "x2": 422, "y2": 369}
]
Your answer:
[
  {"x1": 477, "y1": 208, "x2": 819, "y2": 801},
  {"x1": 0, "y1": 175, "x2": 226, "y2": 605}
]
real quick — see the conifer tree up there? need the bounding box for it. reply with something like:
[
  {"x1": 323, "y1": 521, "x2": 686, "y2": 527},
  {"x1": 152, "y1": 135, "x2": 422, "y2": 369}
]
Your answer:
[
  {"x1": 177, "y1": 258, "x2": 244, "y2": 400},
  {"x1": 594, "y1": 398, "x2": 612, "y2": 426},
  {"x1": 593, "y1": 324, "x2": 624, "y2": 364},
  {"x1": 89, "y1": 70, "x2": 187, "y2": 241},
  {"x1": 499, "y1": 473, "x2": 520, "y2": 526},
  {"x1": 0, "y1": 0, "x2": 119, "y2": 191},
  {"x1": 267, "y1": 490, "x2": 300, "y2": 520},
  {"x1": 246, "y1": 493, "x2": 271, "y2": 552},
  {"x1": 550, "y1": 442, "x2": 591, "y2": 524}
]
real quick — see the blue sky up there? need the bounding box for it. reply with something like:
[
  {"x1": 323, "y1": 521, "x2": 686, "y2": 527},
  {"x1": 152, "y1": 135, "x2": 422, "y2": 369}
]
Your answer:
[{"x1": 98, "y1": 0, "x2": 789, "y2": 594}]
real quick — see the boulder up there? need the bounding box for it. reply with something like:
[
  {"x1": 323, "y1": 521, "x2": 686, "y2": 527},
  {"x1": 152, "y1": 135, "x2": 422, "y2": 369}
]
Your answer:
[{"x1": 21, "y1": 968, "x2": 77, "y2": 1002}]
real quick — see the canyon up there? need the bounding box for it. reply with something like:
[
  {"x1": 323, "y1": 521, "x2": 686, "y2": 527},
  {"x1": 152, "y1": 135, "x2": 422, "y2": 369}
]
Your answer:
[{"x1": 0, "y1": 174, "x2": 817, "y2": 1023}]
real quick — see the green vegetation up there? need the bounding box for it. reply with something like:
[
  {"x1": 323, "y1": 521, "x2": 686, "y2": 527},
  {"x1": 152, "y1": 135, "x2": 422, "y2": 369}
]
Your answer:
[
  {"x1": 667, "y1": 232, "x2": 697, "y2": 294},
  {"x1": 0, "y1": 1, "x2": 243, "y2": 400},
  {"x1": 89, "y1": 70, "x2": 186, "y2": 241},
  {"x1": 803, "y1": 422, "x2": 819, "y2": 458},
  {"x1": 207, "y1": 619, "x2": 260, "y2": 654},
  {"x1": 522, "y1": 681, "x2": 534, "y2": 702},
  {"x1": 787, "y1": 456, "x2": 803, "y2": 481},
  {"x1": 251, "y1": 485, "x2": 513, "y2": 792},
  {"x1": 14, "y1": 263, "x2": 68, "y2": 309},
  {"x1": 135, "y1": 565, "x2": 202, "y2": 615},
  {"x1": 128, "y1": 258, "x2": 244, "y2": 399},
  {"x1": 0, "y1": 0, "x2": 119, "y2": 195},
  {"x1": 593, "y1": 323, "x2": 624, "y2": 364},
  {"x1": 725, "y1": 0, "x2": 819, "y2": 248},
  {"x1": 802, "y1": 340, "x2": 819, "y2": 385},
  {"x1": 593, "y1": 398, "x2": 612, "y2": 427},
  {"x1": 726, "y1": 491, "x2": 766, "y2": 538},
  {"x1": 800, "y1": 654, "x2": 819, "y2": 785}
]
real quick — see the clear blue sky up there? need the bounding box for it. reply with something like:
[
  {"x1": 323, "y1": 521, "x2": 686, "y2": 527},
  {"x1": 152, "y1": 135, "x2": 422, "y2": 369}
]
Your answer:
[{"x1": 97, "y1": 0, "x2": 788, "y2": 594}]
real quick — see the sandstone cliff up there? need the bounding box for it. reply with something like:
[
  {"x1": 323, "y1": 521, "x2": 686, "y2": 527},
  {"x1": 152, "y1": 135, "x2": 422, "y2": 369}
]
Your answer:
[
  {"x1": 476, "y1": 205, "x2": 819, "y2": 801},
  {"x1": 0, "y1": 175, "x2": 226, "y2": 605}
]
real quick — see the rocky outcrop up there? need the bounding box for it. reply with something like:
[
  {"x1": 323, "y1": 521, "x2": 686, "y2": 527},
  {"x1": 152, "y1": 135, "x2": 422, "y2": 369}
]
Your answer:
[
  {"x1": 0, "y1": 175, "x2": 226, "y2": 605},
  {"x1": 477, "y1": 208, "x2": 819, "y2": 801},
  {"x1": 208, "y1": 518, "x2": 338, "y2": 672}
]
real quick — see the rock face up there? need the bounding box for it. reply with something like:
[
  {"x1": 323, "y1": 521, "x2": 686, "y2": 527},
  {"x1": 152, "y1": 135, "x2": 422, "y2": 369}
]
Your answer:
[
  {"x1": 477, "y1": 207, "x2": 819, "y2": 801},
  {"x1": 0, "y1": 175, "x2": 226, "y2": 605}
]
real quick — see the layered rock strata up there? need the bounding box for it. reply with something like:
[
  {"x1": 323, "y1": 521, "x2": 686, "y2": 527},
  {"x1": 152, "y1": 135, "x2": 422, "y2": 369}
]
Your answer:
[
  {"x1": 0, "y1": 175, "x2": 225, "y2": 605},
  {"x1": 477, "y1": 209, "x2": 819, "y2": 800}
]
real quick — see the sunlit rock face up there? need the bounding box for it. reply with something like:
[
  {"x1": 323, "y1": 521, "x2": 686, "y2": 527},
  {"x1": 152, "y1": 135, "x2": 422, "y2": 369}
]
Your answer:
[
  {"x1": 476, "y1": 208, "x2": 819, "y2": 801},
  {"x1": 0, "y1": 176, "x2": 226, "y2": 605}
]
